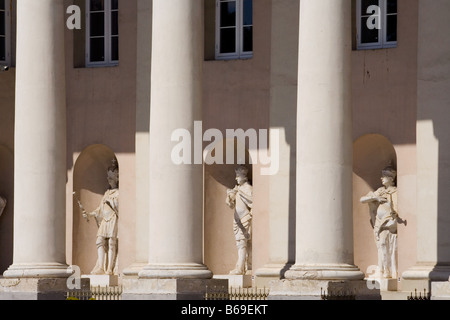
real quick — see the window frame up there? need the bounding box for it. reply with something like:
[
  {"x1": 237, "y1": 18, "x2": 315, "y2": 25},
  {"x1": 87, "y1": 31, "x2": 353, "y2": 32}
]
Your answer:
[
  {"x1": 215, "y1": 0, "x2": 253, "y2": 60},
  {"x1": 356, "y1": 0, "x2": 397, "y2": 50},
  {"x1": 0, "y1": 0, "x2": 11, "y2": 66},
  {"x1": 85, "y1": 0, "x2": 119, "y2": 67}
]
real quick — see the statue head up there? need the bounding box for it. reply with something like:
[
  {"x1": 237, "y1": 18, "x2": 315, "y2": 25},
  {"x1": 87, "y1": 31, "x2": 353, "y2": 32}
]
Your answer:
[
  {"x1": 107, "y1": 159, "x2": 119, "y2": 188},
  {"x1": 381, "y1": 165, "x2": 396, "y2": 187},
  {"x1": 235, "y1": 165, "x2": 249, "y2": 185}
]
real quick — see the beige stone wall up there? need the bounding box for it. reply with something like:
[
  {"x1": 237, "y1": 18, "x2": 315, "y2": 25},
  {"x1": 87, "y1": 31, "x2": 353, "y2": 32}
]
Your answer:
[
  {"x1": 64, "y1": 0, "x2": 137, "y2": 274},
  {"x1": 0, "y1": 0, "x2": 424, "y2": 284},
  {"x1": 0, "y1": 55, "x2": 15, "y2": 273},
  {"x1": 351, "y1": 0, "x2": 418, "y2": 282},
  {"x1": 203, "y1": 0, "x2": 271, "y2": 275}
]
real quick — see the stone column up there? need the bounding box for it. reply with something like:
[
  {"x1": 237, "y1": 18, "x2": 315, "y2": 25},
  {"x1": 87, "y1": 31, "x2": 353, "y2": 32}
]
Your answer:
[
  {"x1": 3, "y1": 0, "x2": 69, "y2": 279},
  {"x1": 138, "y1": 0, "x2": 211, "y2": 280},
  {"x1": 285, "y1": 0, "x2": 364, "y2": 281}
]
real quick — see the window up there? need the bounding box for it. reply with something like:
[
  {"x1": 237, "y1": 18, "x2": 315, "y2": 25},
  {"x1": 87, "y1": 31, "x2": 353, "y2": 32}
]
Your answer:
[
  {"x1": 86, "y1": 0, "x2": 119, "y2": 66},
  {"x1": 216, "y1": 0, "x2": 253, "y2": 60},
  {"x1": 356, "y1": 0, "x2": 397, "y2": 50},
  {"x1": 0, "y1": 0, "x2": 10, "y2": 65}
]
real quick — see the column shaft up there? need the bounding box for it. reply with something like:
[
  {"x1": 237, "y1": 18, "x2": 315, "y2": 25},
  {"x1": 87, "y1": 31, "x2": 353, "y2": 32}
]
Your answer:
[
  {"x1": 139, "y1": 0, "x2": 211, "y2": 279},
  {"x1": 286, "y1": 0, "x2": 363, "y2": 280},
  {"x1": 4, "y1": 0, "x2": 68, "y2": 278}
]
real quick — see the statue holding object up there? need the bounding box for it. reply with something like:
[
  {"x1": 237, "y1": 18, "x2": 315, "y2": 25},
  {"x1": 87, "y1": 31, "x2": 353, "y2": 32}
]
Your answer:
[{"x1": 76, "y1": 159, "x2": 119, "y2": 275}]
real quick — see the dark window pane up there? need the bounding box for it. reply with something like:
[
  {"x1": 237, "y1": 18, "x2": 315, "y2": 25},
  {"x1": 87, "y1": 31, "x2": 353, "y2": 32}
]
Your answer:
[
  {"x1": 111, "y1": 11, "x2": 118, "y2": 36},
  {"x1": 0, "y1": 37, "x2": 5, "y2": 61},
  {"x1": 111, "y1": 36, "x2": 119, "y2": 61},
  {"x1": 243, "y1": 26, "x2": 252, "y2": 52},
  {"x1": 90, "y1": 37, "x2": 105, "y2": 62},
  {"x1": 0, "y1": 12, "x2": 4, "y2": 36},
  {"x1": 387, "y1": 0, "x2": 397, "y2": 14},
  {"x1": 0, "y1": 0, "x2": 4, "y2": 10},
  {"x1": 243, "y1": 0, "x2": 253, "y2": 26},
  {"x1": 361, "y1": 16, "x2": 379, "y2": 43},
  {"x1": 361, "y1": 0, "x2": 379, "y2": 16},
  {"x1": 90, "y1": 12, "x2": 104, "y2": 37},
  {"x1": 220, "y1": 1, "x2": 236, "y2": 28},
  {"x1": 386, "y1": 15, "x2": 397, "y2": 42},
  {"x1": 90, "y1": 0, "x2": 104, "y2": 12},
  {"x1": 220, "y1": 28, "x2": 236, "y2": 54},
  {"x1": 111, "y1": 0, "x2": 118, "y2": 10}
]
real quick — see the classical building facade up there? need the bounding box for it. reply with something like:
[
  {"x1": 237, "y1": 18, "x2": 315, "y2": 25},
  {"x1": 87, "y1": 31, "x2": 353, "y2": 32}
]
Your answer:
[{"x1": 0, "y1": 0, "x2": 450, "y2": 300}]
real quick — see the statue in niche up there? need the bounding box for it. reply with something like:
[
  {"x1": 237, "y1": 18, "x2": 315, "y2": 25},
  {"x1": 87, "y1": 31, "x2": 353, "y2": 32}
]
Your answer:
[
  {"x1": 0, "y1": 195, "x2": 6, "y2": 218},
  {"x1": 225, "y1": 165, "x2": 253, "y2": 275},
  {"x1": 360, "y1": 165, "x2": 405, "y2": 279},
  {"x1": 77, "y1": 159, "x2": 119, "y2": 275}
]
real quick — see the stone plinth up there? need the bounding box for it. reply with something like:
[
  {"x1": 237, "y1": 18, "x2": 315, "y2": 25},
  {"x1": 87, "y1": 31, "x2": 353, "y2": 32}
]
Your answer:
[
  {"x1": 431, "y1": 281, "x2": 450, "y2": 300},
  {"x1": 0, "y1": 277, "x2": 90, "y2": 300},
  {"x1": 82, "y1": 275, "x2": 119, "y2": 287},
  {"x1": 268, "y1": 279, "x2": 381, "y2": 300},
  {"x1": 213, "y1": 275, "x2": 252, "y2": 288},
  {"x1": 366, "y1": 277, "x2": 398, "y2": 292},
  {"x1": 121, "y1": 278, "x2": 228, "y2": 300}
]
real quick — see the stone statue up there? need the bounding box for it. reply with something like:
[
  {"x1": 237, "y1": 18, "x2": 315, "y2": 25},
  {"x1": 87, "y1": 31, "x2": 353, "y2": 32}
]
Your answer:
[
  {"x1": 360, "y1": 166, "x2": 404, "y2": 279},
  {"x1": 78, "y1": 159, "x2": 119, "y2": 275},
  {"x1": 0, "y1": 195, "x2": 6, "y2": 218},
  {"x1": 226, "y1": 165, "x2": 253, "y2": 275}
]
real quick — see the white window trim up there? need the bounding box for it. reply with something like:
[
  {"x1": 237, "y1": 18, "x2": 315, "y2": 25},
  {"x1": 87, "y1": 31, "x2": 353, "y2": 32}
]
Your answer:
[
  {"x1": 85, "y1": 0, "x2": 118, "y2": 67},
  {"x1": 215, "y1": 0, "x2": 253, "y2": 60},
  {"x1": 0, "y1": 0, "x2": 11, "y2": 66},
  {"x1": 356, "y1": 0, "x2": 397, "y2": 50}
]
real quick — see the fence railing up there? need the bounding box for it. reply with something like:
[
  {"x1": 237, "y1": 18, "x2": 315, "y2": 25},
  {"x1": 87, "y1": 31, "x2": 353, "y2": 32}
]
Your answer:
[
  {"x1": 67, "y1": 285, "x2": 123, "y2": 301},
  {"x1": 407, "y1": 289, "x2": 430, "y2": 301},
  {"x1": 205, "y1": 286, "x2": 270, "y2": 300},
  {"x1": 320, "y1": 288, "x2": 356, "y2": 300}
]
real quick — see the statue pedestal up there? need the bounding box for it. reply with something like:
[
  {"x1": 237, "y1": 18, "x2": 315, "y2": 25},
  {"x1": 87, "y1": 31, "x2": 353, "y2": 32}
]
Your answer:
[
  {"x1": 366, "y1": 277, "x2": 398, "y2": 292},
  {"x1": 82, "y1": 275, "x2": 119, "y2": 287},
  {"x1": 213, "y1": 275, "x2": 252, "y2": 288}
]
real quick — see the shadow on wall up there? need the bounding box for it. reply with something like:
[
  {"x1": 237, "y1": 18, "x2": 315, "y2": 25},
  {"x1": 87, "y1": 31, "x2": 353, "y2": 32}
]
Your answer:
[
  {"x1": 72, "y1": 144, "x2": 117, "y2": 275},
  {"x1": 353, "y1": 134, "x2": 397, "y2": 277},
  {"x1": 0, "y1": 145, "x2": 13, "y2": 274}
]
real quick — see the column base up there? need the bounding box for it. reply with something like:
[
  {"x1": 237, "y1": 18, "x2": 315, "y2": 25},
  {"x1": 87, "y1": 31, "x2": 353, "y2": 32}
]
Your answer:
[
  {"x1": 122, "y1": 262, "x2": 147, "y2": 278},
  {"x1": 122, "y1": 278, "x2": 228, "y2": 300},
  {"x1": 254, "y1": 263, "x2": 292, "y2": 287},
  {"x1": 268, "y1": 279, "x2": 381, "y2": 300},
  {"x1": 0, "y1": 277, "x2": 89, "y2": 300},
  {"x1": 138, "y1": 263, "x2": 213, "y2": 279},
  {"x1": 402, "y1": 264, "x2": 450, "y2": 293},
  {"x1": 3, "y1": 263, "x2": 71, "y2": 278},
  {"x1": 284, "y1": 263, "x2": 365, "y2": 281}
]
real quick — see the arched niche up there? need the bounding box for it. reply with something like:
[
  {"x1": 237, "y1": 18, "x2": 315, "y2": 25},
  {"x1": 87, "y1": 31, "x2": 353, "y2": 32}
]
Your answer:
[
  {"x1": 353, "y1": 134, "x2": 397, "y2": 278},
  {"x1": 204, "y1": 138, "x2": 253, "y2": 275},
  {"x1": 0, "y1": 145, "x2": 13, "y2": 274},
  {"x1": 72, "y1": 144, "x2": 118, "y2": 275}
]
